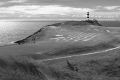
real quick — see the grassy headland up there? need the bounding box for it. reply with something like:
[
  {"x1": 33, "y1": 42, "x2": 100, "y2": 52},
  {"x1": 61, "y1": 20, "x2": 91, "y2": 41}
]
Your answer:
[{"x1": 0, "y1": 20, "x2": 120, "y2": 80}]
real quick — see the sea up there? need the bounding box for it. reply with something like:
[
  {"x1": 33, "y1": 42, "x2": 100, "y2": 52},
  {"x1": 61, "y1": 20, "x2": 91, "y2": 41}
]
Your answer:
[{"x1": 0, "y1": 20, "x2": 120, "y2": 46}]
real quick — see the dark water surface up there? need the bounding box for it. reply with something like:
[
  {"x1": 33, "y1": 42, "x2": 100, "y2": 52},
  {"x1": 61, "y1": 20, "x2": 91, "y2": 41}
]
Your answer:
[{"x1": 0, "y1": 21, "x2": 60, "y2": 45}]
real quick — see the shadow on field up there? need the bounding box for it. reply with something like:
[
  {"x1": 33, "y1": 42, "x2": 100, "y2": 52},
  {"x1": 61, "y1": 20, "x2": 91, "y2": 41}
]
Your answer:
[
  {"x1": 29, "y1": 39, "x2": 119, "y2": 60},
  {"x1": 0, "y1": 57, "x2": 48, "y2": 80}
]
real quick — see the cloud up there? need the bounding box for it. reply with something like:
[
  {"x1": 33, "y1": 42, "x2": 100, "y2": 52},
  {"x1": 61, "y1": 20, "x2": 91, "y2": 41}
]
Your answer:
[
  {"x1": 0, "y1": 5, "x2": 93, "y2": 17},
  {"x1": 0, "y1": 2, "x2": 7, "y2": 6},
  {"x1": 8, "y1": 0, "x2": 27, "y2": 3},
  {"x1": 0, "y1": 4, "x2": 119, "y2": 19},
  {"x1": 104, "y1": 6, "x2": 120, "y2": 10},
  {"x1": 93, "y1": 11, "x2": 120, "y2": 17},
  {"x1": 96, "y1": 6, "x2": 120, "y2": 11}
]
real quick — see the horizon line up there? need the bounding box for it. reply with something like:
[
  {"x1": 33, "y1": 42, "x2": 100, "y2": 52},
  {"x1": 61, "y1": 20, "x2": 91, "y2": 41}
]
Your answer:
[{"x1": 0, "y1": 19, "x2": 120, "y2": 21}]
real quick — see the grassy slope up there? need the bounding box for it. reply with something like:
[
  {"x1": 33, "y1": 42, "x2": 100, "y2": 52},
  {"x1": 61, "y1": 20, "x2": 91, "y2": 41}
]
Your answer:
[
  {"x1": 14, "y1": 20, "x2": 102, "y2": 44},
  {"x1": 1, "y1": 21, "x2": 120, "y2": 80},
  {"x1": 5, "y1": 21, "x2": 119, "y2": 59},
  {"x1": 41, "y1": 47, "x2": 120, "y2": 80},
  {"x1": 0, "y1": 57, "x2": 48, "y2": 80},
  {"x1": 29, "y1": 41, "x2": 116, "y2": 60},
  {"x1": 0, "y1": 47, "x2": 120, "y2": 80}
]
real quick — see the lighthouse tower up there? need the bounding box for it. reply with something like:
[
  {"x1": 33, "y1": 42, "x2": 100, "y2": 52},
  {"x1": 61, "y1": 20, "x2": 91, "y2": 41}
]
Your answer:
[{"x1": 87, "y1": 12, "x2": 90, "y2": 20}]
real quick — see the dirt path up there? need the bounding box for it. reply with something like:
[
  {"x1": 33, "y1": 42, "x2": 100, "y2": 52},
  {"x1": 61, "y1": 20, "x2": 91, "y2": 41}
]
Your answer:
[{"x1": 39, "y1": 45, "x2": 120, "y2": 62}]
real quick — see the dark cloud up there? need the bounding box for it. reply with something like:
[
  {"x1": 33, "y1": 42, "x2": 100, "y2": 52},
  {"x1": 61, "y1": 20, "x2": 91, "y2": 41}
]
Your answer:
[
  {"x1": 0, "y1": 0, "x2": 9, "y2": 2},
  {"x1": 95, "y1": 6, "x2": 120, "y2": 12},
  {"x1": 0, "y1": 0, "x2": 120, "y2": 8},
  {"x1": 26, "y1": 0, "x2": 120, "y2": 8}
]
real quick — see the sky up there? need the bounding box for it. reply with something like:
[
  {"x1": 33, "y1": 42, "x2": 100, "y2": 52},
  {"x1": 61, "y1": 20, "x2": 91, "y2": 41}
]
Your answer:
[{"x1": 0, "y1": 0, "x2": 120, "y2": 20}]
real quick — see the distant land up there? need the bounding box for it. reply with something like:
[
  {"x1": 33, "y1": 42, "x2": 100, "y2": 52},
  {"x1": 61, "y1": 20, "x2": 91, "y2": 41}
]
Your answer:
[{"x1": 0, "y1": 19, "x2": 120, "y2": 22}]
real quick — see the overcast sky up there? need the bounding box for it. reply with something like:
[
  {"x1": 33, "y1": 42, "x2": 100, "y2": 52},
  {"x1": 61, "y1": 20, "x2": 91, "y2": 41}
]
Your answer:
[{"x1": 0, "y1": 0, "x2": 120, "y2": 20}]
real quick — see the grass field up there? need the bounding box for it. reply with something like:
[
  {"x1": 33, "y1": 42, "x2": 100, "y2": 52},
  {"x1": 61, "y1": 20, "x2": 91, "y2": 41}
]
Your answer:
[
  {"x1": 0, "y1": 21, "x2": 120, "y2": 80},
  {"x1": 0, "y1": 47, "x2": 120, "y2": 80}
]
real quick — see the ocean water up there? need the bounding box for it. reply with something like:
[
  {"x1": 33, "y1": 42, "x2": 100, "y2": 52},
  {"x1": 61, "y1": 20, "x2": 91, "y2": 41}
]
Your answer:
[
  {"x1": 0, "y1": 21, "x2": 59, "y2": 46},
  {"x1": 0, "y1": 20, "x2": 120, "y2": 46}
]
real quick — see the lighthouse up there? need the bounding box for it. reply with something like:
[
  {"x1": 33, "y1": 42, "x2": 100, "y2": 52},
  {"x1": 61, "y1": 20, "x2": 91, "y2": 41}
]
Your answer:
[{"x1": 87, "y1": 12, "x2": 90, "y2": 20}]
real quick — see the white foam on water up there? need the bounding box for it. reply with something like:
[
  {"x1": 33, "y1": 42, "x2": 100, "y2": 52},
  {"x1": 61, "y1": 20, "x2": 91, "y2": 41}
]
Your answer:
[
  {"x1": 0, "y1": 41, "x2": 16, "y2": 47},
  {"x1": 55, "y1": 34, "x2": 63, "y2": 37}
]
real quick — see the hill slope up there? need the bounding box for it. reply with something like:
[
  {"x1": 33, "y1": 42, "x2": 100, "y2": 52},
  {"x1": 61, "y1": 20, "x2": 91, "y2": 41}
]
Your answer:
[
  {"x1": 8, "y1": 20, "x2": 120, "y2": 59},
  {"x1": 15, "y1": 20, "x2": 116, "y2": 45}
]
